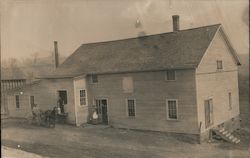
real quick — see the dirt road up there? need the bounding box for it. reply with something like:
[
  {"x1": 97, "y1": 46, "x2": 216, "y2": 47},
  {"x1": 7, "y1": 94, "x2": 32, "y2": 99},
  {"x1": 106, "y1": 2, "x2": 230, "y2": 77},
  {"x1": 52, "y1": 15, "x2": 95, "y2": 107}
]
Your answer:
[{"x1": 2, "y1": 119, "x2": 250, "y2": 158}]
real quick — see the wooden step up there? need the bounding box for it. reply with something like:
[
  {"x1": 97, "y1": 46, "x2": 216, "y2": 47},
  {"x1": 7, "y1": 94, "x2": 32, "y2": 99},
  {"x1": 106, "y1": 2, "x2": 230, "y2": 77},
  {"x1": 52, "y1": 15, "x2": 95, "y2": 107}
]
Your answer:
[
  {"x1": 225, "y1": 133, "x2": 231, "y2": 137},
  {"x1": 219, "y1": 128, "x2": 225, "y2": 132},
  {"x1": 212, "y1": 128, "x2": 241, "y2": 144},
  {"x1": 222, "y1": 131, "x2": 228, "y2": 135},
  {"x1": 232, "y1": 138, "x2": 237, "y2": 142},
  {"x1": 229, "y1": 135, "x2": 234, "y2": 140},
  {"x1": 235, "y1": 139, "x2": 240, "y2": 144}
]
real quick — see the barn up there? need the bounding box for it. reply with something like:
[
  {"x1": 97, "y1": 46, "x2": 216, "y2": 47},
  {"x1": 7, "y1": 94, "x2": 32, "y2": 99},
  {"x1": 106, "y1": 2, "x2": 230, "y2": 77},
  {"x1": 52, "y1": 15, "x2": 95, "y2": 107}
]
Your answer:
[{"x1": 4, "y1": 15, "x2": 241, "y2": 142}]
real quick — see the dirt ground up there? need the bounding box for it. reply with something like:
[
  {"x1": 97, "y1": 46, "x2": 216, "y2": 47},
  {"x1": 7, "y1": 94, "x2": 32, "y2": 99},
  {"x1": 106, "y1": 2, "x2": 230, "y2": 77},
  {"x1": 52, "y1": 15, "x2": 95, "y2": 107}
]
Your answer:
[
  {"x1": 2, "y1": 146, "x2": 44, "y2": 158},
  {"x1": 1, "y1": 119, "x2": 250, "y2": 158}
]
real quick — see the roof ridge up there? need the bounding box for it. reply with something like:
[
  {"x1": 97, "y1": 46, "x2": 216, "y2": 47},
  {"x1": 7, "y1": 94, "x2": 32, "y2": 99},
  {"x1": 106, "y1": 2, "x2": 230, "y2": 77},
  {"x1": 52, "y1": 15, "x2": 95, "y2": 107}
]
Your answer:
[{"x1": 79, "y1": 23, "x2": 221, "y2": 46}]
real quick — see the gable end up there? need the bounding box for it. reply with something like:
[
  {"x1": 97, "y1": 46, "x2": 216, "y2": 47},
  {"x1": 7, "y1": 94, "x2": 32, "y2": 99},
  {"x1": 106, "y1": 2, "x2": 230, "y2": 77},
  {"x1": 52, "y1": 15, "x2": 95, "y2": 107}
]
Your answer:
[{"x1": 218, "y1": 27, "x2": 241, "y2": 66}]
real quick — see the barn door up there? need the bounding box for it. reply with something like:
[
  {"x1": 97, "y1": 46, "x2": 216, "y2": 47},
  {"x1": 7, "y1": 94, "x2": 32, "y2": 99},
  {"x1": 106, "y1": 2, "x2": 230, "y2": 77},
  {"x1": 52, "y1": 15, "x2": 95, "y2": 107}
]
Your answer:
[{"x1": 205, "y1": 99, "x2": 213, "y2": 128}]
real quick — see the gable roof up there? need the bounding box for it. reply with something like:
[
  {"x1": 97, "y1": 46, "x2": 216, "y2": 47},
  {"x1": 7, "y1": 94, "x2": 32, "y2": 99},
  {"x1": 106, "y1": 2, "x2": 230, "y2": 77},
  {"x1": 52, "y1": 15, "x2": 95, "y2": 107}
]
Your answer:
[{"x1": 45, "y1": 24, "x2": 240, "y2": 78}]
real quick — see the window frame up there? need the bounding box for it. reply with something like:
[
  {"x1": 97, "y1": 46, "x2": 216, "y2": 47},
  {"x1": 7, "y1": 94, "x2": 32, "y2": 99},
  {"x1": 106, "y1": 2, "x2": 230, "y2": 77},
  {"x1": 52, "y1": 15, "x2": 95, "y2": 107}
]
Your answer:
[
  {"x1": 57, "y1": 90, "x2": 68, "y2": 105},
  {"x1": 94, "y1": 98, "x2": 109, "y2": 122},
  {"x1": 165, "y1": 70, "x2": 176, "y2": 81},
  {"x1": 15, "y1": 95, "x2": 20, "y2": 109},
  {"x1": 126, "y1": 99, "x2": 136, "y2": 118},
  {"x1": 166, "y1": 99, "x2": 178, "y2": 120},
  {"x1": 90, "y1": 75, "x2": 98, "y2": 84},
  {"x1": 79, "y1": 89, "x2": 87, "y2": 106},
  {"x1": 216, "y1": 60, "x2": 223, "y2": 70}
]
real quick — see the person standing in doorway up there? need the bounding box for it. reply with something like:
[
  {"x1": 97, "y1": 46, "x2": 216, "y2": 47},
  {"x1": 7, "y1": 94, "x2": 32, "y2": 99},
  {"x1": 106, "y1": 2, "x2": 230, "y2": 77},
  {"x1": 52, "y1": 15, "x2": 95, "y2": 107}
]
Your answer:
[{"x1": 58, "y1": 97, "x2": 64, "y2": 114}]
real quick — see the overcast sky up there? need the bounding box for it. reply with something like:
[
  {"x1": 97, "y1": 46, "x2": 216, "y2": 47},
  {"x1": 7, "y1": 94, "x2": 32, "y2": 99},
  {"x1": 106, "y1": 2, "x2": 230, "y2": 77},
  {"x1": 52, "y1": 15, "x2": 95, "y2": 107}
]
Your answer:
[{"x1": 1, "y1": 0, "x2": 249, "y2": 60}]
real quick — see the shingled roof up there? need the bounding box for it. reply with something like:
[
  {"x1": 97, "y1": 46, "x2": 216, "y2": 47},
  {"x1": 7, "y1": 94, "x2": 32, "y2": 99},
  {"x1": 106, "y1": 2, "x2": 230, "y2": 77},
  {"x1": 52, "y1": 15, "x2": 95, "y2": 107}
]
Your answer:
[{"x1": 46, "y1": 24, "x2": 239, "y2": 78}]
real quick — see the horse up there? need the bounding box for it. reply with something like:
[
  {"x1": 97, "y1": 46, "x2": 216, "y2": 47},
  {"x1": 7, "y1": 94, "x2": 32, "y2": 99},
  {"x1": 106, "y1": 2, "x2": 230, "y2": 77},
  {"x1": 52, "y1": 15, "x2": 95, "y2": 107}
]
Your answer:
[{"x1": 44, "y1": 107, "x2": 57, "y2": 128}]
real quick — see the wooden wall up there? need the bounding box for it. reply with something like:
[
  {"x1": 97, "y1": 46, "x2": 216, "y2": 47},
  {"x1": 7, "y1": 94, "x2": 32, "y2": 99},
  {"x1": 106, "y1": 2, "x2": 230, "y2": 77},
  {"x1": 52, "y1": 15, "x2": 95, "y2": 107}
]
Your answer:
[
  {"x1": 196, "y1": 29, "x2": 240, "y2": 133},
  {"x1": 87, "y1": 69, "x2": 199, "y2": 134},
  {"x1": 73, "y1": 76, "x2": 89, "y2": 126},
  {"x1": 5, "y1": 78, "x2": 76, "y2": 124}
]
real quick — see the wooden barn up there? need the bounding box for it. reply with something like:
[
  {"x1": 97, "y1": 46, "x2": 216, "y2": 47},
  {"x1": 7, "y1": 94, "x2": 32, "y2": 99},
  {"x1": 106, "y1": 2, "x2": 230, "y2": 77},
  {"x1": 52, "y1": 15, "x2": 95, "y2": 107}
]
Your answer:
[{"x1": 4, "y1": 15, "x2": 241, "y2": 141}]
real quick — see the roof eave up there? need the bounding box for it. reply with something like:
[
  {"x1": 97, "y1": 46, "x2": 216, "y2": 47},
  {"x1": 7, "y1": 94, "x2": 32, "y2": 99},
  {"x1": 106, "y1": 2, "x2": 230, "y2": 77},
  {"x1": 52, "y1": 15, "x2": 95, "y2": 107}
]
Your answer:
[
  {"x1": 219, "y1": 26, "x2": 241, "y2": 66},
  {"x1": 84, "y1": 66, "x2": 196, "y2": 76}
]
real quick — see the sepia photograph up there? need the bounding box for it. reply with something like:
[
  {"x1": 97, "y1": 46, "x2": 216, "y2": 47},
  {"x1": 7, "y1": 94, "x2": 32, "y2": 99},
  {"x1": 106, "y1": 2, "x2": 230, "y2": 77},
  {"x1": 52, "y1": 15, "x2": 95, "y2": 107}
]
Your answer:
[{"x1": 1, "y1": 0, "x2": 249, "y2": 157}]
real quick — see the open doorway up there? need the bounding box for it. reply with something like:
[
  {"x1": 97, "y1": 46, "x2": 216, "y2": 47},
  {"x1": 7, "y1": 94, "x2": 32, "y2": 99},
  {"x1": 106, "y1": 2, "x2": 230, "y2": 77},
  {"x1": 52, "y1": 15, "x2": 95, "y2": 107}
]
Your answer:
[{"x1": 95, "y1": 99, "x2": 108, "y2": 124}]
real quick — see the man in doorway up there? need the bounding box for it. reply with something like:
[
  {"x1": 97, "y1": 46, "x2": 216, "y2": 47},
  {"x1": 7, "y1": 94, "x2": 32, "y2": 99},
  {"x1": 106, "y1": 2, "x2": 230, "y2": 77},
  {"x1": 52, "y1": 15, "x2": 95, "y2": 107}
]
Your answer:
[{"x1": 58, "y1": 97, "x2": 64, "y2": 114}]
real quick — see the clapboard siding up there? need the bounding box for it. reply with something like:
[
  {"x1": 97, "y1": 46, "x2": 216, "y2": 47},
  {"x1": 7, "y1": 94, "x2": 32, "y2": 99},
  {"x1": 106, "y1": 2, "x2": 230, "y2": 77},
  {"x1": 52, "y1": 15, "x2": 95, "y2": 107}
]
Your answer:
[
  {"x1": 196, "y1": 29, "x2": 240, "y2": 133},
  {"x1": 87, "y1": 69, "x2": 198, "y2": 134},
  {"x1": 73, "y1": 76, "x2": 89, "y2": 126},
  {"x1": 6, "y1": 79, "x2": 76, "y2": 124}
]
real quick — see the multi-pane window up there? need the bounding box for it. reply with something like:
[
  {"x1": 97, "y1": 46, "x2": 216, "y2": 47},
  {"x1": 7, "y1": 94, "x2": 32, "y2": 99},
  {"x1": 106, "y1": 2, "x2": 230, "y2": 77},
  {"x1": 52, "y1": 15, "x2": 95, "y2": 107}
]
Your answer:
[
  {"x1": 122, "y1": 77, "x2": 133, "y2": 93},
  {"x1": 165, "y1": 70, "x2": 176, "y2": 81},
  {"x1": 217, "y1": 60, "x2": 223, "y2": 70},
  {"x1": 91, "y1": 75, "x2": 98, "y2": 83},
  {"x1": 30, "y1": 96, "x2": 35, "y2": 109},
  {"x1": 127, "y1": 99, "x2": 136, "y2": 117},
  {"x1": 229, "y1": 92, "x2": 232, "y2": 110},
  {"x1": 16, "y1": 95, "x2": 20, "y2": 108},
  {"x1": 167, "y1": 100, "x2": 177, "y2": 120},
  {"x1": 80, "y1": 90, "x2": 86, "y2": 106}
]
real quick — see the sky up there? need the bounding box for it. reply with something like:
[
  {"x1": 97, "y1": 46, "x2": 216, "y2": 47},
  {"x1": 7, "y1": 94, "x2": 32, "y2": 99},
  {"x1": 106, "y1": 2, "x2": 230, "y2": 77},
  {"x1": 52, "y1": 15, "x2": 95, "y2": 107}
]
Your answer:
[{"x1": 1, "y1": 0, "x2": 249, "y2": 61}]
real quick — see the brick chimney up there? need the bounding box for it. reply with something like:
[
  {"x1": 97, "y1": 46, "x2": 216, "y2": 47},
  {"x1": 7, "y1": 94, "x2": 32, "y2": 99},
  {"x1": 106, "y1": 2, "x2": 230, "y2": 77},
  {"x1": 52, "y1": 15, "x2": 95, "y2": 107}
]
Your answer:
[
  {"x1": 172, "y1": 15, "x2": 180, "y2": 32},
  {"x1": 54, "y1": 41, "x2": 59, "y2": 68}
]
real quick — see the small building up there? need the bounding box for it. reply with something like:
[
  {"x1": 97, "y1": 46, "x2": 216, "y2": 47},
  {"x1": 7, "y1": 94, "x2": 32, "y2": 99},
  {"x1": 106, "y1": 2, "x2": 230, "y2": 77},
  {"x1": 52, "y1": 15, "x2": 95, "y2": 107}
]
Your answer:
[
  {"x1": 1, "y1": 79, "x2": 27, "y2": 117},
  {"x1": 4, "y1": 16, "x2": 241, "y2": 141}
]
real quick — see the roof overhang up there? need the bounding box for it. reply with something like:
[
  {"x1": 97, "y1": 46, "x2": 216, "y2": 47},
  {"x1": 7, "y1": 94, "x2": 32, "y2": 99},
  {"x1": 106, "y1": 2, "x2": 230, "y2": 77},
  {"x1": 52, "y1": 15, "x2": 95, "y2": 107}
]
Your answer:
[
  {"x1": 219, "y1": 26, "x2": 241, "y2": 66},
  {"x1": 197, "y1": 25, "x2": 241, "y2": 69}
]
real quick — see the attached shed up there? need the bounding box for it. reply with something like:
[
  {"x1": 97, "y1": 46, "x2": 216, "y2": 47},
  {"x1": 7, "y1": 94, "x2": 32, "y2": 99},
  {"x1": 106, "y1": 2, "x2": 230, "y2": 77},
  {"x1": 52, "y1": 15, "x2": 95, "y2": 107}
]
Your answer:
[{"x1": 4, "y1": 78, "x2": 77, "y2": 124}]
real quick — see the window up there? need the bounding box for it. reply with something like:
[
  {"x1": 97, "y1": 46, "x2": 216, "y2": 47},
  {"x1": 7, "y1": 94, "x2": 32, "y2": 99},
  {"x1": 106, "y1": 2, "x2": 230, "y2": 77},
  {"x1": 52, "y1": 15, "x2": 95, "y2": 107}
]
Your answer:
[
  {"x1": 165, "y1": 70, "x2": 176, "y2": 81},
  {"x1": 30, "y1": 96, "x2": 35, "y2": 109},
  {"x1": 58, "y1": 90, "x2": 67, "y2": 104},
  {"x1": 91, "y1": 75, "x2": 98, "y2": 83},
  {"x1": 127, "y1": 99, "x2": 136, "y2": 117},
  {"x1": 16, "y1": 95, "x2": 20, "y2": 108},
  {"x1": 204, "y1": 99, "x2": 213, "y2": 128},
  {"x1": 229, "y1": 92, "x2": 232, "y2": 110},
  {"x1": 166, "y1": 100, "x2": 178, "y2": 120},
  {"x1": 217, "y1": 60, "x2": 223, "y2": 70},
  {"x1": 122, "y1": 77, "x2": 133, "y2": 93},
  {"x1": 80, "y1": 90, "x2": 86, "y2": 106}
]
